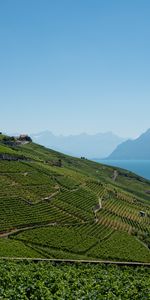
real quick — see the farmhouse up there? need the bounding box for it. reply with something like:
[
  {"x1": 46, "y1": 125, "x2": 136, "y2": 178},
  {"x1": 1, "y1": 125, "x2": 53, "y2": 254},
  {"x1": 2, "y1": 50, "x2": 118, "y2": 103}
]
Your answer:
[{"x1": 18, "y1": 135, "x2": 32, "y2": 142}]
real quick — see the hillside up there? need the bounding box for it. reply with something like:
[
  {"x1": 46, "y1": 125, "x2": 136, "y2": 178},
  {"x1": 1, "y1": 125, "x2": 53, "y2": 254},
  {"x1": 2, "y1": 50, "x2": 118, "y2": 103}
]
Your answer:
[
  {"x1": 108, "y1": 128, "x2": 150, "y2": 160},
  {"x1": 0, "y1": 133, "x2": 150, "y2": 262},
  {"x1": 30, "y1": 130, "x2": 125, "y2": 158}
]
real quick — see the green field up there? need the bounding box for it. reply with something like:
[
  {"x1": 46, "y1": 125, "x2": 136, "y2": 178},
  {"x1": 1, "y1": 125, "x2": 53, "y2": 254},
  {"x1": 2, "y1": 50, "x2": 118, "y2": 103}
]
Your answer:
[
  {"x1": 0, "y1": 134, "x2": 150, "y2": 262},
  {"x1": 0, "y1": 261, "x2": 149, "y2": 299}
]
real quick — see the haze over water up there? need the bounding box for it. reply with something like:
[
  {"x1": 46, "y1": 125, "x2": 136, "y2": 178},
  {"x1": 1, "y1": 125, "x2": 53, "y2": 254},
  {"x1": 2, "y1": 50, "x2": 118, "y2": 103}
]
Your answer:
[{"x1": 95, "y1": 160, "x2": 150, "y2": 181}]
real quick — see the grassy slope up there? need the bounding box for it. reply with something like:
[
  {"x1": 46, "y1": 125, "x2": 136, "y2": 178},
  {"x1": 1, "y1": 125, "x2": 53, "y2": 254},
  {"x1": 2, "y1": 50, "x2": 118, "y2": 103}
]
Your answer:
[{"x1": 0, "y1": 135, "x2": 150, "y2": 261}]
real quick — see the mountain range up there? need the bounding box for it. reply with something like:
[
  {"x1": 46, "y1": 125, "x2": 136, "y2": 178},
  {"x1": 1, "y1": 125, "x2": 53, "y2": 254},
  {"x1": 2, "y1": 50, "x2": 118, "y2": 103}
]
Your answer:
[
  {"x1": 31, "y1": 131, "x2": 125, "y2": 159},
  {"x1": 108, "y1": 129, "x2": 150, "y2": 160}
]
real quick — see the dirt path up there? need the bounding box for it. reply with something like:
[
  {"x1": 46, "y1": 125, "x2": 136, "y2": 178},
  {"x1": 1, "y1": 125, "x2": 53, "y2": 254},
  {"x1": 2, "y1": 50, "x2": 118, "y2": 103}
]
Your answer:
[
  {"x1": 112, "y1": 170, "x2": 118, "y2": 181},
  {"x1": 99, "y1": 197, "x2": 102, "y2": 209},
  {"x1": 0, "y1": 222, "x2": 57, "y2": 238},
  {"x1": 0, "y1": 257, "x2": 149, "y2": 267},
  {"x1": 42, "y1": 190, "x2": 60, "y2": 201}
]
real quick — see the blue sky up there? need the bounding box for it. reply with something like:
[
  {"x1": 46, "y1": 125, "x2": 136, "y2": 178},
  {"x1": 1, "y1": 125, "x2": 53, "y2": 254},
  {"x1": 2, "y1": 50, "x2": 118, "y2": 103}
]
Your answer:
[{"x1": 1, "y1": 0, "x2": 150, "y2": 138}]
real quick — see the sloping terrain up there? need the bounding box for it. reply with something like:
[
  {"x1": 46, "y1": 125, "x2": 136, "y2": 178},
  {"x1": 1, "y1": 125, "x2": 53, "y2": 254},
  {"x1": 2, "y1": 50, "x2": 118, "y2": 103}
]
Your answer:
[
  {"x1": 0, "y1": 134, "x2": 150, "y2": 262},
  {"x1": 108, "y1": 128, "x2": 150, "y2": 160}
]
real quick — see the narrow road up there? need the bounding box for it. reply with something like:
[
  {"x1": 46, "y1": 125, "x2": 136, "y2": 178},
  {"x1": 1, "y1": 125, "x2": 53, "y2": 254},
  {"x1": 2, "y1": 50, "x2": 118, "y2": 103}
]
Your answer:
[
  {"x1": 112, "y1": 170, "x2": 118, "y2": 181},
  {"x1": 0, "y1": 222, "x2": 57, "y2": 238},
  {"x1": 0, "y1": 257, "x2": 150, "y2": 267}
]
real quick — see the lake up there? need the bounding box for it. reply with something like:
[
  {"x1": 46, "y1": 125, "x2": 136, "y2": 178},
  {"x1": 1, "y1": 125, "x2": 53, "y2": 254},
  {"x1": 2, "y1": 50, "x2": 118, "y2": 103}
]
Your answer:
[{"x1": 94, "y1": 159, "x2": 150, "y2": 181}]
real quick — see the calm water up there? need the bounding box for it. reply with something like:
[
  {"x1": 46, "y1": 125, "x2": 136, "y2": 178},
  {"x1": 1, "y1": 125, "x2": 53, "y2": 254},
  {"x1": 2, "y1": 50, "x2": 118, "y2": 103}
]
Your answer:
[{"x1": 94, "y1": 160, "x2": 150, "y2": 180}]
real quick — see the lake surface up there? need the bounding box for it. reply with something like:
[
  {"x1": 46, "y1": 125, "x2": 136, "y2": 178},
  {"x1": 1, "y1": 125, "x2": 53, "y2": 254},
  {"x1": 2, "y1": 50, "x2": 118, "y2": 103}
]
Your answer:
[{"x1": 94, "y1": 159, "x2": 150, "y2": 181}]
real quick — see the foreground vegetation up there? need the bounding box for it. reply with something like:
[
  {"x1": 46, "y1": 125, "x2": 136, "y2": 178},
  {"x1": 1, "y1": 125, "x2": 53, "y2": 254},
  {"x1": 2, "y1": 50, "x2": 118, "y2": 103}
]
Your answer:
[
  {"x1": 0, "y1": 134, "x2": 150, "y2": 262},
  {"x1": 0, "y1": 261, "x2": 149, "y2": 299}
]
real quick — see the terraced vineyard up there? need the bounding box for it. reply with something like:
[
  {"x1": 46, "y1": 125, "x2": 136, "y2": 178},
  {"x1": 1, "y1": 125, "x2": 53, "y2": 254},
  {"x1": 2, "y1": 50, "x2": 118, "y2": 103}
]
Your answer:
[{"x1": 0, "y1": 134, "x2": 150, "y2": 262}]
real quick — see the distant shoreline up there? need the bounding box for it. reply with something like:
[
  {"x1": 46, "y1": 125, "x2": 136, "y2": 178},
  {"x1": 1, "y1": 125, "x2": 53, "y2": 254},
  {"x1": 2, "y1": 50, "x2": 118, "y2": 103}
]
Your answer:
[{"x1": 93, "y1": 159, "x2": 150, "y2": 181}]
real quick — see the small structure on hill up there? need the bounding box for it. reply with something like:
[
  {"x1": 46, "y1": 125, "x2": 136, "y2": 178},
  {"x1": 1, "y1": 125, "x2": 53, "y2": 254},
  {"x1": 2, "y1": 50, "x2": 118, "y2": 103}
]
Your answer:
[
  {"x1": 139, "y1": 211, "x2": 146, "y2": 218},
  {"x1": 0, "y1": 153, "x2": 27, "y2": 161},
  {"x1": 145, "y1": 190, "x2": 150, "y2": 194},
  {"x1": 18, "y1": 135, "x2": 32, "y2": 142},
  {"x1": 53, "y1": 159, "x2": 62, "y2": 167}
]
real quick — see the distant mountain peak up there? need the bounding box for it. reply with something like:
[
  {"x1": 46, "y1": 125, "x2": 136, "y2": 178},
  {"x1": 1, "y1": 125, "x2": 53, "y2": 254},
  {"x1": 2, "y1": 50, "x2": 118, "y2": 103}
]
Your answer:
[
  {"x1": 31, "y1": 131, "x2": 126, "y2": 159},
  {"x1": 108, "y1": 128, "x2": 150, "y2": 160},
  {"x1": 140, "y1": 128, "x2": 150, "y2": 138}
]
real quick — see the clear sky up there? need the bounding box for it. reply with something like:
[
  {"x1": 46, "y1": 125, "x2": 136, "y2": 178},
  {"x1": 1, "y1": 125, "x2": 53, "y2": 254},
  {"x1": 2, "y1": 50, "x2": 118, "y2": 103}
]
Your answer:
[{"x1": 1, "y1": 0, "x2": 150, "y2": 138}]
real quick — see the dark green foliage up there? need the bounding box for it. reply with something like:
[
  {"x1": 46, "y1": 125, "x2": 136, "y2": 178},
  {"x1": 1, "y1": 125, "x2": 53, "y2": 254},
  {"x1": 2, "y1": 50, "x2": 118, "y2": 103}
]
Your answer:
[
  {"x1": 11, "y1": 226, "x2": 150, "y2": 262},
  {"x1": 0, "y1": 261, "x2": 150, "y2": 299}
]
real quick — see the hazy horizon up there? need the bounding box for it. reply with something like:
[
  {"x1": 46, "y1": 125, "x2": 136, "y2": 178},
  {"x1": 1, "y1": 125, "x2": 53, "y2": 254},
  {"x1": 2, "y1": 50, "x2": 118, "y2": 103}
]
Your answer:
[
  {"x1": 6, "y1": 127, "x2": 150, "y2": 140},
  {"x1": 6, "y1": 129, "x2": 128, "y2": 138},
  {"x1": 1, "y1": 0, "x2": 150, "y2": 137}
]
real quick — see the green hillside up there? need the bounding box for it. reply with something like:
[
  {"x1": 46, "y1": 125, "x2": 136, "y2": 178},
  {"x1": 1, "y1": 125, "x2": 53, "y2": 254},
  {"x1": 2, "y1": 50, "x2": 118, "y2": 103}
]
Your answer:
[{"x1": 0, "y1": 134, "x2": 150, "y2": 262}]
